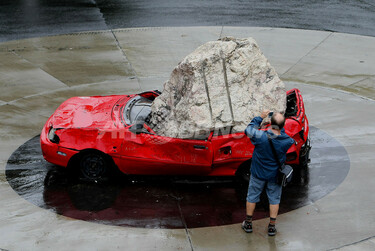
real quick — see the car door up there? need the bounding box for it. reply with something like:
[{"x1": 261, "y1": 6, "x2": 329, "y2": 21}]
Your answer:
[
  {"x1": 210, "y1": 129, "x2": 253, "y2": 176},
  {"x1": 119, "y1": 131, "x2": 213, "y2": 175}
]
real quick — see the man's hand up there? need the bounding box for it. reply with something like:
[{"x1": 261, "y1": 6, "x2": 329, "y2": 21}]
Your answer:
[{"x1": 260, "y1": 110, "x2": 270, "y2": 119}]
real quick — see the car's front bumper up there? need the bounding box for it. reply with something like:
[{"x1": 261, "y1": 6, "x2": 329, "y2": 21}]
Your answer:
[{"x1": 40, "y1": 124, "x2": 78, "y2": 168}]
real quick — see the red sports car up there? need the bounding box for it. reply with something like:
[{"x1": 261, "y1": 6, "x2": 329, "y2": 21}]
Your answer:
[{"x1": 40, "y1": 88, "x2": 310, "y2": 181}]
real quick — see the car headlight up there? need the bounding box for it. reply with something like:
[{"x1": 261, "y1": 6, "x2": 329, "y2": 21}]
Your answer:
[{"x1": 48, "y1": 127, "x2": 60, "y2": 144}]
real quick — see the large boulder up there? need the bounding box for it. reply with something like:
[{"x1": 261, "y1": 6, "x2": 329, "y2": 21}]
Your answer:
[{"x1": 147, "y1": 37, "x2": 286, "y2": 138}]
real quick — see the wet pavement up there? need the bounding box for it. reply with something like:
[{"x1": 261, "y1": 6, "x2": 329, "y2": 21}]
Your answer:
[
  {"x1": 1, "y1": 0, "x2": 375, "y2": 42},
  {"x1": 6, "y1": 126, "x2": 349, "y2": 229}
]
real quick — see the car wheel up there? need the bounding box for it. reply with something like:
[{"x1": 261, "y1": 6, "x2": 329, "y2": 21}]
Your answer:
[
  {"x1": 79, "y1": 152, "x2": 110, "y2": 182},
  {"x1": 294, "y1": 140, "x2": 311, "y2": 185},
  {"x1": 236, "y1": 159, "x2": 252, "y2": 184},
  {"x1": 299, "y1": 138, "x2": 311, "y2": 168}
]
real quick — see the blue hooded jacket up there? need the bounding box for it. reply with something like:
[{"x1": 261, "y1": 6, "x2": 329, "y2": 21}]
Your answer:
[{"x1": 244, "y1": 116, "x2": 294, "y2": 182}]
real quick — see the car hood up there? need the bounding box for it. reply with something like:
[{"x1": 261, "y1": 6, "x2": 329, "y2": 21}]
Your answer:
[{"x1": 49, "y1": 95, "x2": 123, "y2": 129}]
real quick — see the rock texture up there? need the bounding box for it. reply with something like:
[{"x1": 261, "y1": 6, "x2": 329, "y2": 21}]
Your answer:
[{"x1": 148, "y1": 37, "x2": 286, "y2": 138}]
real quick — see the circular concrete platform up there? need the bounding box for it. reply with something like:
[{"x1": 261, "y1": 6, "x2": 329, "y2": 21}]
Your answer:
[{"x1": 1, "y1": 27, "x2": 375, "y2": 250}]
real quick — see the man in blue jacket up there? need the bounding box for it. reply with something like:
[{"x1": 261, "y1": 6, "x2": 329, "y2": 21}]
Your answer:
[{"x1": 242, "y1": 110, "x2": 294, "y2": 236}]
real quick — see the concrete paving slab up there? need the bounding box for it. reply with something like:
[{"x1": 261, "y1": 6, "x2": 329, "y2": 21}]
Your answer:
[
  {"x1": 0, "y1": 104, "x2": 47, "y2": 142},
  {"x1": 338, "y1": 77, "x2": 375, "y2": 100},
  {"x1": 0, "y1": 31, "x2": 135, "y2": 87},
  {"x1": 334, "y1": 237, "x2": 375, "y2": 251},
  {"x1": 7, "y1": 95, "x2": 65, "y2": 119},
  {"x1": 0, "y1": 103, "x2": 46, "y2": 171},
  {"x1": 9, "y1": 78, "x2": 141, "y2": 118},
  {"x1": 0, "y1": 143, "x2": 26, "y2": 171},
  {"x1": 61, "y1": 78, "x2": 142, "y2": 96},
  {"x1": 0, "y1": 51, "x2": 67, "y2": 102},
  {"x1": 38, "y1": 80, "x2": 140, "y2": 104},
  {"x1": 220, "y1": 27, "x2": 332, "y2": 75},
  {"x1": 113, "y1": 27, "x2": 222, "y2": 78},
  {"x1": 138, "y1": 76, "x2": 169, "y2": 92},
  {"x1": 189, "y1": 222, "x2": 288, "y2": 250},
  {"x1": 281, "y1": 32, "x2": 375, "y2": 98}
]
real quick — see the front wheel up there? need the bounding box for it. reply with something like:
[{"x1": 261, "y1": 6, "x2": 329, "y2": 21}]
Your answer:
[{"x1": 79, "y1": 152, "x2": 111, "y2": 182}]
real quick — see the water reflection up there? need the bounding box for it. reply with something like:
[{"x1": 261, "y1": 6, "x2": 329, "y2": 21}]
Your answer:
[{"x1": 41, "y1": 167, "x2": 310, "y2": 229}]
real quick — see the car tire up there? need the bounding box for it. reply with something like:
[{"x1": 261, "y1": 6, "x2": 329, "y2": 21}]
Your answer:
[
  {"x1": 235, "y1": 159, "x2": 252, "y2": 185},
  {"x1": 294, "y1": 140, "x2": 311, "y2": 185},
  {"x1": 299, "y1": 138, "x2": 311, "y2": 168},
  {"x1": 79, "y1": 151, "x2": 111, "y2": 182}
]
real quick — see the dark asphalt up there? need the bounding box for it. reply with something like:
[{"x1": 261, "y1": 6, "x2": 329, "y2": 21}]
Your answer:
[
  {"x1": 6, "y1": 127, "x2": 350, "y2": 229},
  {"x1": 1, "y1": 0, "x2": 375, "y2": 42}
]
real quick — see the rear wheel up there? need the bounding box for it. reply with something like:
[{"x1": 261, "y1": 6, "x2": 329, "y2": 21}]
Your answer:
[
  {"x1": 79, "y1": 152, "x2": 111, "y2": 182},
  {"x1": 299, "y1": 138, "x2": 311, "y2": 168},
  {"x1": 235, "y1": 159, "x2": 252, "y2": 185},
  {"x1": 295, "y1": 139, "x2": 311, "y2": 185}
]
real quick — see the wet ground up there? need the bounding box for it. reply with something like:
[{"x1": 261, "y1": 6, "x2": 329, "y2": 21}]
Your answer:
[
  {"x1": 1, "y1": 0, "x2": 375, "y2": 42},
  {"x1": 6, "y1": 126, "x2": 349, "y2": 229}
]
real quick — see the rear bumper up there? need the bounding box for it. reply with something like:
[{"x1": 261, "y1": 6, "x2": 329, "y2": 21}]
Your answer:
[
  {"x1": 286, "y1": 152, "x2": 298, "y2": 165},
  {"x1": 286, "y1": 138, "x2": 311, "y2": 166},
  {"x1": 286, "y1": 144, "x2": 300, "y2": 165}
]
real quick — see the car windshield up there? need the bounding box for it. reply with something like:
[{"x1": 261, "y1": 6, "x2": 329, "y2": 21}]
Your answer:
[{"x1": 123, "y1": 96, "x2": 152, "y2": 125}]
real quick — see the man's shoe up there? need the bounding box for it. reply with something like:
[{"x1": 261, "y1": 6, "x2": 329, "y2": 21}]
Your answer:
[
  {"x1": 268, "y1": 224, "x2": 277, "y2": 236},
  {"x1": 242, "y1": 220, "x2": 253, "y2": 233}
]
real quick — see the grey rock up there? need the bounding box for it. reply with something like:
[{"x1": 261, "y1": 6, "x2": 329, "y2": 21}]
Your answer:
[{"x1": 148, "y1": 37, "x2": 286, "y2": 138}]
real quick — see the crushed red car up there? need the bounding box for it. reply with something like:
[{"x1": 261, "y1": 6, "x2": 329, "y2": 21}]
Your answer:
[{"x1": 40, "y1": 88, "x2": 311, "y2": 181}]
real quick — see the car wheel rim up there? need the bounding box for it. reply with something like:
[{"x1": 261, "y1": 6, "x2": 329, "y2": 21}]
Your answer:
[{"x1": 81, "y1": 154, "x2": 106, "y2": 179}]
